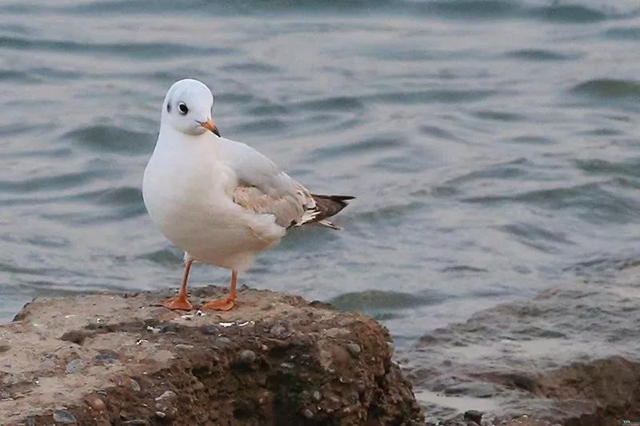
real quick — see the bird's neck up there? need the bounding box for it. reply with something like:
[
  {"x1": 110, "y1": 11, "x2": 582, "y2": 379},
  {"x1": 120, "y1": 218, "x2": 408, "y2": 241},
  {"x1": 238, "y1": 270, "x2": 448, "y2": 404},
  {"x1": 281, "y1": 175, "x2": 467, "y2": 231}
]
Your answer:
[{"x1": 156, "y1": 126, "x2": 221, "y2": 159}]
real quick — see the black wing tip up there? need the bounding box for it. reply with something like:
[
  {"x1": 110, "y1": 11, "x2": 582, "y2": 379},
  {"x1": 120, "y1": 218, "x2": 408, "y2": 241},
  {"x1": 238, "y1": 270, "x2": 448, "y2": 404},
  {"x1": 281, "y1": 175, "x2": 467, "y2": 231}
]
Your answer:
[
  {"x1": 311, "y1": 194, "x2": 355, "y2": 202},
  {"x1": 308, "y1": 193, "x2": 355, "y2": 225}
]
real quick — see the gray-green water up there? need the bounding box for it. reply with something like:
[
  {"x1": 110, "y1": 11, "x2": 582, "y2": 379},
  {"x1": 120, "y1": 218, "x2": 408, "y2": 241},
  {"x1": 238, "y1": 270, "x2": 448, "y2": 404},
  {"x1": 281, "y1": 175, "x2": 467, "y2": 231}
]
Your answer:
[{"x1": 2, "y1": 0, "x2": 640, "y2": 418}]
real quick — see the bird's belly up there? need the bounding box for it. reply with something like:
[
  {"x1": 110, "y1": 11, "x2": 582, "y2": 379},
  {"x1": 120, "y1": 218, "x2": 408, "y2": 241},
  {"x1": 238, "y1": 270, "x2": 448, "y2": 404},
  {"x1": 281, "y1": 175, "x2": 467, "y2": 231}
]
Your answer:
[
  {"x1": 164, "y1": 211, "x2": 260, "y2": 262},
  {"x1": 145, "y1": 186, "x2": 280, "y2": 269}
]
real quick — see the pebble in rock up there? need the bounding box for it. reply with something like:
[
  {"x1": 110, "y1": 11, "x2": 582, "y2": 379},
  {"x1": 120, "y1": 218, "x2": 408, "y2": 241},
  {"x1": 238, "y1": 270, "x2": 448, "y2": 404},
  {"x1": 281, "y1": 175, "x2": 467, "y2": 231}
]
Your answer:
[
  {"x1": 338, "y1": 318, "x2": 354, "y2": 327},
  {"x1": 239, "y1": 349, "x2": 256, "y2": 364},
  {"x1": 53, "y1": 409, "x2": 77, "y2": 424},
  {"x1": 200, "y1": 324, "x2": 218, "y2": 335},
  {"x1": 155, "y1": 390, "x2": 177, "y2": 403},
  {"x1": 159, "y1": 323, "x2": 181, "y2": 334},
  {"x1": 346, "y1": 343, "x2": 361, "y2": 357},
  {"x1": 270, "y1": 323, "x2": 290, "y2": 339},
  {"x1": 215, "y1": 337, "x2": 232, "y2": 346},
  {"x1": 131, "y1": 379, "x2": 141, "y2": 392},
  {"x1": 464, "y1": 410, "x2": 483, "y2": 424},
  {"x1": 94, "y1": 353, "x2": 118, "y2": 365},
  {"x1": 327, "y1": 395, "x2": 340, "y2": 405},
  {"x1": 65, "y1": 359, "x2": 84, "y2": 374},
  {"x1": 40, "y1": 353, "x2": 58, "y2": 371},
  {"x1": 85, "y1": 395, "x2": 106, "y2": 411},
  {"x1": 175, "y1": 344, "x2": 194, "y2": 350}
]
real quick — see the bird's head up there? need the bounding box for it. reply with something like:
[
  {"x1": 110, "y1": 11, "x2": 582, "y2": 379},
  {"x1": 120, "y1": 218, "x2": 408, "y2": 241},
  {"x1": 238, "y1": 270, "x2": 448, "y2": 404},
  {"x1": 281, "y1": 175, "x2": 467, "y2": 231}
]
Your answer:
[{"x1": 161, "y1": 79, "x2": 220, "y2": 137}]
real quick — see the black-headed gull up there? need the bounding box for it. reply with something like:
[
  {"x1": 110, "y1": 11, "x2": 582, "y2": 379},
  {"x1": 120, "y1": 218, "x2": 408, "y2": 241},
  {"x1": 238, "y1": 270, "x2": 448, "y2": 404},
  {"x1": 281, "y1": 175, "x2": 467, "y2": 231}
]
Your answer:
[{"x1": 142, "y1": 79, "x2": 354, "y2": 311}]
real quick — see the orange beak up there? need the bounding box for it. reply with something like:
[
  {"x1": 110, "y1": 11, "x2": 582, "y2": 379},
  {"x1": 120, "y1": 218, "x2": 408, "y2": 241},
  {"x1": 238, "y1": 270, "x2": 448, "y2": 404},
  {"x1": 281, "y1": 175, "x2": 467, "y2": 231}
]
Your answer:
[{"x1": 200, "y1": 119, "x2": 220, "y2": 137}]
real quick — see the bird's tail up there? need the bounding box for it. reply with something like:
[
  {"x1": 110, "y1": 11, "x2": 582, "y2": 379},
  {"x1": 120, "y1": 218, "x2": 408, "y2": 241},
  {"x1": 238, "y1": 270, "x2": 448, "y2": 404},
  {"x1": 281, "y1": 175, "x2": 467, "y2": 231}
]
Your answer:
[{"x1": 308, "y1": 194, "x2": 355, "y2": 230}]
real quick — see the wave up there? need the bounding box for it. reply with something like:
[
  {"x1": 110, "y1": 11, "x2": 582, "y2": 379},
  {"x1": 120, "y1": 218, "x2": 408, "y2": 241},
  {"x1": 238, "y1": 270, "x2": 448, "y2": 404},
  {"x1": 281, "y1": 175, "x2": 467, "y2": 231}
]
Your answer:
[
  {"x1": 464, "y1": 181, "x2": 640, "y2": 224},
  {"x1": 528, "y1": 3, "x2": 608, "y2": 23},
  {"x1": 309, "y1": 136, "x2": 400, "y2": 160},
  {"x1": 0, "y1": 36, "x2": 232, "y2": 59},
  {"x1": 604, "y1": 26, "x2": 640, "y2": 40},
  {"x1": 7, "y1": 0, "x2": 634, "y2": 22},
  {"x1": 505, "y1": 49, "x2": 581, "y2": 61},
  {"x1": 365, "y1": 89, "x2": 499, "y2": 105},
  {"x1": 62, "y1": 125, "x2": 154, "y2": 154},
  {"x1": 574, "y1": 158, "x2": 640, "y2": 179},
  {"x1": 570, "y1": 78, "x2": 640, "y2": 100},
  {"x1": 330, "y1": 289, "x2": 447, "y2": 312}
]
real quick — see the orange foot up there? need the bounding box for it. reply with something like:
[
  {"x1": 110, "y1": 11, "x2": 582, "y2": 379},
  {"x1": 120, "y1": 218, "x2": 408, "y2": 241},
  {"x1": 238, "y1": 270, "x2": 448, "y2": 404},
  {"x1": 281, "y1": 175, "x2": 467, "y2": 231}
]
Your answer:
[
  {"x1": 202, "y1": 297, "x2": 235, "y2": 311},
  {"x1": 163, "y1": 296, "x2": 193, "y2": 311}
]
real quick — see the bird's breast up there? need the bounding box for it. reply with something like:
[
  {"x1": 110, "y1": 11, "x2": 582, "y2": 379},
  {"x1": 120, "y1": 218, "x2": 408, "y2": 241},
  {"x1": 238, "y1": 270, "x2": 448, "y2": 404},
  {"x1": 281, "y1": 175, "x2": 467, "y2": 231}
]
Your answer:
[{"x1": 144, "y1": 147, "x2": 224, "y2": 225}]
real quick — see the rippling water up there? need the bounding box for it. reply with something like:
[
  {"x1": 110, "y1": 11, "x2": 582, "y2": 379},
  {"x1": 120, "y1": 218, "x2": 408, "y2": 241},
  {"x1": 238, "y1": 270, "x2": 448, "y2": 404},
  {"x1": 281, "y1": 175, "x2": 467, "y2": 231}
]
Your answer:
[{"x1": 2, "y1": 0, "x2": 640, "y2": 417}]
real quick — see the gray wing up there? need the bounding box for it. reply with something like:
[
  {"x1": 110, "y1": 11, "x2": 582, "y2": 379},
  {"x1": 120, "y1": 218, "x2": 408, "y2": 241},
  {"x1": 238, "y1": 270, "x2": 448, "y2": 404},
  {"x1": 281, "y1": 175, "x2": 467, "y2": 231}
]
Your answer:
[{"x1": 219, "y1": 137, "x2": 319, "y2": 228}]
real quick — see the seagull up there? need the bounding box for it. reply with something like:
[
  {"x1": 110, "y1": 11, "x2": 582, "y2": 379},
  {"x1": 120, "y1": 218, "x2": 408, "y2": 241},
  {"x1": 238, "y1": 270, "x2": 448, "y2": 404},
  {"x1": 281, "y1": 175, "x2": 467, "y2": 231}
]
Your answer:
[{"x1": 142, "y1": 79, "x2": 354, "y2": 311}]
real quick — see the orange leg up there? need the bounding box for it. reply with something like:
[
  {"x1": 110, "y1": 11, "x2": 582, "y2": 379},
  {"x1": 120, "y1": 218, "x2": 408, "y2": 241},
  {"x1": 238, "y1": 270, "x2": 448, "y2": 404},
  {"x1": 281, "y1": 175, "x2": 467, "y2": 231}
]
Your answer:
[
  {"x1": 163, "y1": 259, "x2": 194, "y2": 311},
  {"x1": 202, "y1": 270, "x2": 238, "y2": 311}
]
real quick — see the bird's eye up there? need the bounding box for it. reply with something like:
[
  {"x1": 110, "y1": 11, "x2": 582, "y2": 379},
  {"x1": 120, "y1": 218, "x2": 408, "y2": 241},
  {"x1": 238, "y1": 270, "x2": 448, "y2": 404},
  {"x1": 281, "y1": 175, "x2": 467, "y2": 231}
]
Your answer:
[{"x1": 178, "y1": 102, "x2": 189, "y2": 115}]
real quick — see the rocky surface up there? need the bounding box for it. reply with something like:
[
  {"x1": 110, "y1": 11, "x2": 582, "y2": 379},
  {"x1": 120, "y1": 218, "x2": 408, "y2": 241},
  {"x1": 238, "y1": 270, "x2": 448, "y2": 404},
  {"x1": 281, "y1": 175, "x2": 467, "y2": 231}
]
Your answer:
[
  {"x1": 0, "y1": 286, "x2": 424, "y2": 425},
  {"x1": 532, "y1": 356, "x2": 640, "y2": 425},
  {"x1": 403, "y1": 269, "x2": 640, "y2": 426},
  {"x1": 426, "y1": 356, "x2": 640, "y2": 425}
]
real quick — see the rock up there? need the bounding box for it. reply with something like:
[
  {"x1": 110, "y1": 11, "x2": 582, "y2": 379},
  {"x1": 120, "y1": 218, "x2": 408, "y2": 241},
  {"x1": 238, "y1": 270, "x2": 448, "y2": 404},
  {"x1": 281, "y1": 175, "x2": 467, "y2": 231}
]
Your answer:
[
  {"x1": 269, "y1": 322, "x2": 290, "y2": 339},
  {"x1": 154, "y1": 390, "x2": 177, "y2": 403},
  {"x1": 84, "y1": 395, "x2": 106, "y2": 411},
  {"x1": 531, "y1": 356, "x2": 640, "y2": 425},
  {"x1": 239, "y1": 349, "x2": 256, "y2": 364},
  {"x1": 464, "y1": 410, "x2": 483, "y2": 424},
  {"x1": 39, "y1": 353, "x2": 58, "y2": 372},
  {"x1": 200, "y1": 324, "x2": 218, "y2": 335},
  {"x1": 52, "y1": 409, "x2": 77, "y2": 424},
  {"x1": 65, "y1": 359, "x2": 84, "y2": 374},
  {"x1": 158, "y1": 323, "x2": 181, "y2": 334},
  {"x1": 214, "y1": 336, "x2": 232, "y2": 346},
  {"x1": 60, "y1": 330, "x2": 92, "y2": 345},
  {"x1": 0, "y1": 287, "x2": 423, "y2": 425},
  {"x1": 437, "y1": 356, "x2": 640, "y2": 426},
  {"x1": 112, "y1": 375, "x2": 141, "y2": 393},
  {"x1": 0, "y1": 389, "x2": 10, "y2": 400},
  {"x1": 346, "y1": 342, "x2": 361, "y2": 357},
  {"x1": 386, "y1": 341, "x2": 394, "y2": 354},
  {"x1": 94, "y1": 351, "x2": 118, "y2": 365}
]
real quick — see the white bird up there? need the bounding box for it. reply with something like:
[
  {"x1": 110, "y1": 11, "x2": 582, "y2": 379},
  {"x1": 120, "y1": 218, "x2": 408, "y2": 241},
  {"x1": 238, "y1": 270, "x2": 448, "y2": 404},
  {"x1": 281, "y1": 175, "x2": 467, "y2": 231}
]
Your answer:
[{"x1": 143, "y1": 79, "x2": 354, "y2": 311}]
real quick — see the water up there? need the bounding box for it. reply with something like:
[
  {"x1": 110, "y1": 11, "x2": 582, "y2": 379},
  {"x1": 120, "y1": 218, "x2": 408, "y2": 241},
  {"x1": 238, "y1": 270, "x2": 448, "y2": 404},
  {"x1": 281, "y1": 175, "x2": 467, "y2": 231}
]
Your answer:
[{"x1": 2, "y1": 0, "x2": 640, "y2": 418}]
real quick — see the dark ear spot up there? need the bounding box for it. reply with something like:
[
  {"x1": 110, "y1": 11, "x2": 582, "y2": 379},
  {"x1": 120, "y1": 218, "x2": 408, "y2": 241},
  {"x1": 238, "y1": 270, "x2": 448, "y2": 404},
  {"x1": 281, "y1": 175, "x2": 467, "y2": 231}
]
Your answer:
[{"x1": 167, "y1": 102, "x2": 172, "y2": 113}]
